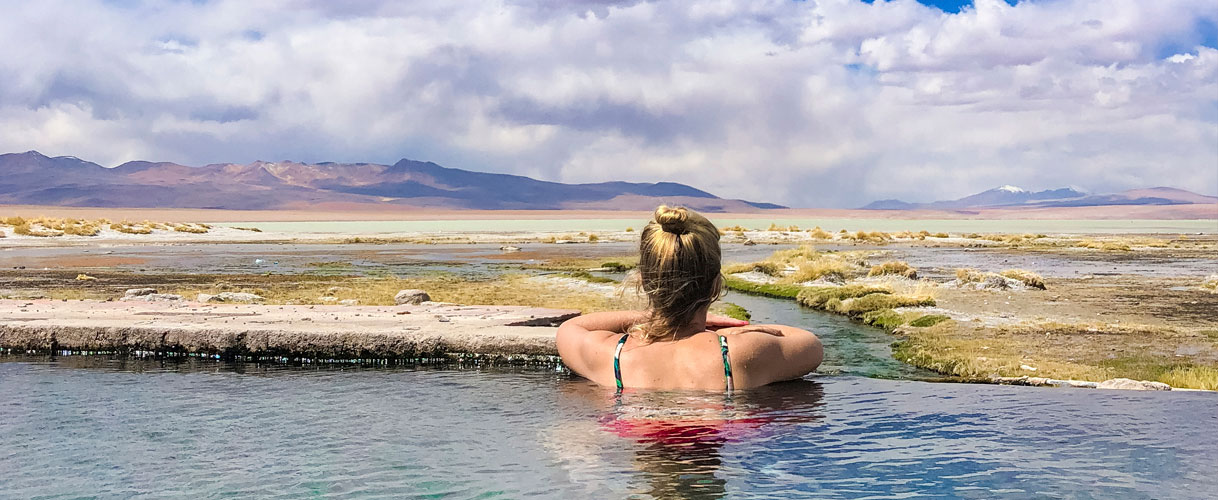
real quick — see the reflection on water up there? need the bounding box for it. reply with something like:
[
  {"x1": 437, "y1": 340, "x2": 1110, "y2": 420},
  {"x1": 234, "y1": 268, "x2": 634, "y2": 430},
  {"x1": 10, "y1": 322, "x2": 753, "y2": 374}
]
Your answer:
[{"x1": 601, "y1": 381, "x2": 826, "y2": 500}]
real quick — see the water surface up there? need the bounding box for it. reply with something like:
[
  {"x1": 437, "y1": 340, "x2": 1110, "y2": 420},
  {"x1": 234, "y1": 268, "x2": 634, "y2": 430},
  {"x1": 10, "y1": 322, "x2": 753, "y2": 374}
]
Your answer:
[
  {"x1": 2, "y1": 358, "x2": 1214, "y2": 499},
  {"x1": 217, "y1": 218, "x2": 1218, "y2": 235}
]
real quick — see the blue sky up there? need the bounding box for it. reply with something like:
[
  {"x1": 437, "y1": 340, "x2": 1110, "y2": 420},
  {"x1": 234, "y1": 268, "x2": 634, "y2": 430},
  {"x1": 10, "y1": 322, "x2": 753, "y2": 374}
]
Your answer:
[{"x1": 0, "y1": 0, "x2": 1215, "y2": 207}]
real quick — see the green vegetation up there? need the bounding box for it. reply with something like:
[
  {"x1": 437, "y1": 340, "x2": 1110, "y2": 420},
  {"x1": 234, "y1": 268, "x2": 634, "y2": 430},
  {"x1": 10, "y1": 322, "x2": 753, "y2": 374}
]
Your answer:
[
  {"x1": 719, "y1": 302, "x2": 751, "y2": 321},
  {"x1": 861, "y1": 309, "x2": 906, "y2": 330},
  {"x1": 599, "y1": 261, "x2": 634, "y2": 272},
  {"x1": 565, "y1": 270, "x2": 616, "y2": 284},
  {"x1": 908, "y1": 314, "x2": 950, "y2": 328},
  {"x1": 827, "y1": 293, "x2": 935, "y2": 317},
  {"x1": 722, "y1": 275, "x2": 803, "y2": 299}
]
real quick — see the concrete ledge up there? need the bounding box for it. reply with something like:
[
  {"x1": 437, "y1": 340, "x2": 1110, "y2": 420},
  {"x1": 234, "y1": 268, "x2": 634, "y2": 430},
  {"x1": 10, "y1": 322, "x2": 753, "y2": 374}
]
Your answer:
[{"x1": 0, "y1": 299, "x2": 577, "y2": 361}]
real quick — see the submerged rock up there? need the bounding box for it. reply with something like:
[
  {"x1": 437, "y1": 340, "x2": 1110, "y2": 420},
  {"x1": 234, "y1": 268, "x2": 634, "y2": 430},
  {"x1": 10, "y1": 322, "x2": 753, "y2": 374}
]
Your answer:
[
  {"x1": 500, "y1": 245, "x2": 521, "y2": 253},
  {"x1": 1097, "y1": 378, "x2": 1171, "y2": 391},
  {"x1": 395, "y1": 289, "x2": 431, "y2": 305},
  {"x1": 198, "y1": 292, "x2": 265, "y2": 303},
  {"x1": 124, "y1": 288, "x2": 158, "y2": 297}
]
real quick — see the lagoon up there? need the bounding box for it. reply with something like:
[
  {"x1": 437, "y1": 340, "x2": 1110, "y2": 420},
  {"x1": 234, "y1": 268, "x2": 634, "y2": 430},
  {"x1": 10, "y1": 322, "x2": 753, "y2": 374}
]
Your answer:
[
  {"x1": 214, "y1": 218, "x2": 1218, "y2": 235},
  {"x1": 1, "y1": 357, "x2": 1214, "y2": 499}
]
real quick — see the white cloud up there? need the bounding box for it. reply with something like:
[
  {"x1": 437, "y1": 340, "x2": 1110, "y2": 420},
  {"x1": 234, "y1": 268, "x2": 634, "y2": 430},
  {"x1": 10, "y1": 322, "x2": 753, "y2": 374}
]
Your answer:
[{"x1": 0, "y1": 0, "x2": 1214, "y2": 207}]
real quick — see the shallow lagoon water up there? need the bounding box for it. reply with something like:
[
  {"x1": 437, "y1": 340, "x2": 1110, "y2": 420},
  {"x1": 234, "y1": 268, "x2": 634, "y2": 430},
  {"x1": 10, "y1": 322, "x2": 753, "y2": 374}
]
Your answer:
[
  {"x1": 218, "y1": 218, "x2": 1218, "y2": 235},
  {"x1": 2, "y1": 358, "x2": 1215, "y2": 499}
]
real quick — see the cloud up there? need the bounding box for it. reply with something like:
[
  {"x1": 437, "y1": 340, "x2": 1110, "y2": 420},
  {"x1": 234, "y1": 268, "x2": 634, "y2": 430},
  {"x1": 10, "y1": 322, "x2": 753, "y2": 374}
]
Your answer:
[{"x1": 0, "y1": 0, "x2": 1214, "y2": 207}]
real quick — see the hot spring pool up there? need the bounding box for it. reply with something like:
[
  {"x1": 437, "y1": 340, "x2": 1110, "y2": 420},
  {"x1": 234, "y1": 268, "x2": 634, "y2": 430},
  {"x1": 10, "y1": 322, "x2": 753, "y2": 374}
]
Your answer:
[{"x1": 2, "y1": 357, "x2": 1215, "y2": 499}]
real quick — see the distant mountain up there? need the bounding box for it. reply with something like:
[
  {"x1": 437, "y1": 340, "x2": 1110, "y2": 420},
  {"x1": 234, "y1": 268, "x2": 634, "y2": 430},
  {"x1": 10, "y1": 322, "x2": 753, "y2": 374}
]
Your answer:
[
  {"x1": 861, "y1": 185, "x2": 1217, "y2": 210},
  {"x1": 0, "y1": 151, "x2": 784, "y2": 211}
]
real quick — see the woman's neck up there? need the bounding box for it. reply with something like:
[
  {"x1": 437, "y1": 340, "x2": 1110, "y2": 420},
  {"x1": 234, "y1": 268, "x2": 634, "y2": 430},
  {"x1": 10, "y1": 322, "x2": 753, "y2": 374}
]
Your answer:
[{"x1": 650, "y1": 307, "x2": 708, "y2": 341}]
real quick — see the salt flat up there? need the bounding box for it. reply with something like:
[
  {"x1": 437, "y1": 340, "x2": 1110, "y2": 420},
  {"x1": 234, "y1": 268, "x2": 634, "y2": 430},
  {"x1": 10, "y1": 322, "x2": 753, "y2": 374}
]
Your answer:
[{"x1": 0, "y1": 299, "x2": 577, "y2": 360}]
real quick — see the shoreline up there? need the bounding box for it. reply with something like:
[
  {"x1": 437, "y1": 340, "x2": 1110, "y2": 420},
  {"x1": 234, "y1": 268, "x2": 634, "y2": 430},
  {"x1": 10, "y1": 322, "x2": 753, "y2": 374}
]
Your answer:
[{"x1": 0, "y1": 299, "x2": 574, "y2": 364}]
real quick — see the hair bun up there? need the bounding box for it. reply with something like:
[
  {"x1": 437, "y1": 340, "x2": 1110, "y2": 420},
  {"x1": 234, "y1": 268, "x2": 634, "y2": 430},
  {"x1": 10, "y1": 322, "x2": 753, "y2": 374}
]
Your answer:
[{"x1": 654, "y1": 205, "x2": 689, "y2": 235}]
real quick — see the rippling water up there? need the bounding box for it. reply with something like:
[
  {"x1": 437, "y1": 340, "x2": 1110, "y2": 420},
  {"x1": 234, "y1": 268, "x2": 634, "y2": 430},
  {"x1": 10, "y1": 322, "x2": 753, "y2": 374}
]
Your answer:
[{"x1": 2, "y1": 357, "x2": 1215, "y2": 499}]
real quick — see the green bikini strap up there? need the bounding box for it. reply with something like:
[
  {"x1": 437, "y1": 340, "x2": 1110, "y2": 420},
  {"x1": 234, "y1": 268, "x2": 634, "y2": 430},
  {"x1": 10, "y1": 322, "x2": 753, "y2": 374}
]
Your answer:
[
  {"x1": 613, "y1": 334, "x2": 628, "y2": 391},
  {"x1": 719, "y1": 335, "x2": 734, "y2": 392}
]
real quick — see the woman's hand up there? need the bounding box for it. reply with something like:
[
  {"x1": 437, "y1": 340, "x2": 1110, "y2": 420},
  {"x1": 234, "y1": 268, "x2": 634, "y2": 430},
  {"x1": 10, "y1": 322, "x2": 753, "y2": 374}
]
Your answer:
[
  {"x1": 715, "y1": 325, "x2": 784, "y2": 336},
  {"x1": 705, "y1": 314, "x2": 748, "y2": 329}
]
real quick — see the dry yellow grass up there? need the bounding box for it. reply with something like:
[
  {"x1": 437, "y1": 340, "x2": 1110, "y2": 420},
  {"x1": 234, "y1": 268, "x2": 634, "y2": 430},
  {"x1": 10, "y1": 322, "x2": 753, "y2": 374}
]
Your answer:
[
  {"x1": 111, "y1": 222, "x2": 153, "y2": 234},
  {"x1": 893, "y1": 321, "x2": 1218, "y2": 389},
  {"x1": 1202, "y1": 275, "x2": 1218, "y2": 293},
  {"x1": 806, "y1": 226, "x2": 833, "y2": 239},
  {"x1": 171, "y1": 223, "x2": 210, "y2": 234},
  {"x1": 868, "y1": 260, "x2": 917, "y2": 279},
  {"x1": 955, "y1": 268, "x2": 987, "y2": 283},
  {"x1": 13, "y1": 223, "x2": 62, "y2": 237},
  {"x1": 168, "y1": 273, "x2": 639, "y2": 313},
  {"x1": 1075, "y1": 239, "x2": 1131, "y2": 251},
  {"x1": 725, "y1": 245, "x2": 869, "y2": 284},
  {"x1": 1000, "y1": 269, "x2": 1046, "y2": 289}
]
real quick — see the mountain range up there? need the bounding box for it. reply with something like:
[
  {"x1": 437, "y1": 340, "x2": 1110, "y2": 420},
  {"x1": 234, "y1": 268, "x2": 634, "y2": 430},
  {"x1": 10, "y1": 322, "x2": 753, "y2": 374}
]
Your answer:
[
  {"x1": 862, "y1": 185, "x2": 1217, "y2": 211},
  {"x1": 0, "y1": 151, "x2": 783, "y2": 212}
]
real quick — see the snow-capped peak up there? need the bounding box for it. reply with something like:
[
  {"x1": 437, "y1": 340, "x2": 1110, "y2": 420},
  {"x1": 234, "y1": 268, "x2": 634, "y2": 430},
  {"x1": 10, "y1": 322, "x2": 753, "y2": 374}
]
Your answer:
[{"x1": 996, "y1": 185, "x2": 1026, "y2": 193}]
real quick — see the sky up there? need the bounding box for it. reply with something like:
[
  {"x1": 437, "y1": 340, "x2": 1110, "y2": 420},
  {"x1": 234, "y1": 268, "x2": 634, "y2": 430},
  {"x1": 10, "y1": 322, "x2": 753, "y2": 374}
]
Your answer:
[{"x1": 0, "y1": 0, "x2": 1215, "y2": 207}]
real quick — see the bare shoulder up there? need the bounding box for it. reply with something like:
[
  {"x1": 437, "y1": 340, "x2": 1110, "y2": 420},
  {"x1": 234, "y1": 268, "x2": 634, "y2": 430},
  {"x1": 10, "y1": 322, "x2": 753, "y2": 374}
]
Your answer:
[{"x1": 721, "y1": 324, "x2": 823, "y2": 387}]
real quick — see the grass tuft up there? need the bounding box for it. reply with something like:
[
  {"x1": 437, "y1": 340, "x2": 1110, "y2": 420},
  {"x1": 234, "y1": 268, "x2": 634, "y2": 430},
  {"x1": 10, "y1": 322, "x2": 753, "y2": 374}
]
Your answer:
[
  {"x1": 1000, "y1": 269, "x2": 1046, "y2": 289},
  {"x1": 868, "y1": 260, "x2": 917, "y2": 279}
]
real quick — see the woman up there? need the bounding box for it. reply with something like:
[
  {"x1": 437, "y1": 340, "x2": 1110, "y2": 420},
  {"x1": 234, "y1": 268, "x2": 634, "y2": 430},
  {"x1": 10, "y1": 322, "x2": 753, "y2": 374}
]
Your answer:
[{"x1": 557, "y1": 205, "x2": 823, "y2": 391}]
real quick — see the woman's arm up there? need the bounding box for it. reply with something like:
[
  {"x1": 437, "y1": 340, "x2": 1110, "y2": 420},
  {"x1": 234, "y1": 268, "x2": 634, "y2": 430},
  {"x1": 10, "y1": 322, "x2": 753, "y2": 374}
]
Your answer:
[
  {"x1": 560, "y1": 310, "x2": 649, "y2": 335},
  {"x1": 556, "y1": 311, "x2": 648, "y2": 381}
]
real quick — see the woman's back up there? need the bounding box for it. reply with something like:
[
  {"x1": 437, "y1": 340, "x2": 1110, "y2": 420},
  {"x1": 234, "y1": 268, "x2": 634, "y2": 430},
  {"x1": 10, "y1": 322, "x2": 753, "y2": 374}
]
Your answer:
[
  {"x1": 556, "y1": 205, "x2": 823, "y2": 391},
  {"x1": 557, "y1": 316, "x2": 823, "y2": 391}
]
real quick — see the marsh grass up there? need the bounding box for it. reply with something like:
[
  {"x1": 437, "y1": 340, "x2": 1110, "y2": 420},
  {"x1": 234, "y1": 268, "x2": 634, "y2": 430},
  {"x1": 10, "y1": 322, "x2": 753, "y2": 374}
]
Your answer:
[
  {"x1": 717, "y1": 302, "x2": 751, "y2": 321},
  {"x1": 1000, "y1": 269, "x2": 1046, "y2": 289},
  {"x1": 565, "y1": 270, "x2": 616, "y2": 284},
  {"x1": 828, "y1": 293, "x2": 935, "y2": 317},
  {"x1": 13, "y1": 223, "x2": 63, "y2": 237},
  {"x1": 523, "y1": 255, "x2": 639, "y2": 272},
  {"x1": 2, "y1": 215, "x2": 221, "y2": 237},
  {"x1": 111, "y1": 222, "x2": 153, "y2": 234},
  {"x1": 806, "y1": 226, "x2": 833, "y2": 239},
  {"x1": 171, "y1": 223, "x2": 210, "y2": 234},
  {"x1": 1075, "y1": 239, "x2": 1131, "y2": 251},
  {"x1": 1201, "y1": 275, "x2": 1218, "y2": 293},
  {"x1": 168, "y1": 273, "x2": 636, "y2": 312},
  {"x1": 722, "y1": 275, "x2": 803, "y2": 299},
  {"x1": 729, "y1": 245, "x2": 869, "y2": 284},
  {"x1": 892, "y1": 321, "x2": 1218, "y2": 389},
  {"x1": 867, "y1": 260, "x2": 917, "y2": 279}
]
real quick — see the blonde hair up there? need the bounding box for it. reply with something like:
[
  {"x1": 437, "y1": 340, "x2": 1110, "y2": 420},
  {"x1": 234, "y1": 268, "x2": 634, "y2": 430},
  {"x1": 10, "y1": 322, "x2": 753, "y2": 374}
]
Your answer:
[{"x1": 633, "y1": 205, "x2": 723, "y2": 342}]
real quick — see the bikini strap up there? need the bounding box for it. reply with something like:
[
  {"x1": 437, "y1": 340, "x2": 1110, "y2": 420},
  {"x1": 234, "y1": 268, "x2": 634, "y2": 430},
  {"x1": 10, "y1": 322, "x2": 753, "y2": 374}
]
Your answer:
[
  {"x1": 719, "y1": 335, "x2": 734, "y2": 392},
  {"x1": 613, "y1": 334, "x2": 628, "y2": 391}
]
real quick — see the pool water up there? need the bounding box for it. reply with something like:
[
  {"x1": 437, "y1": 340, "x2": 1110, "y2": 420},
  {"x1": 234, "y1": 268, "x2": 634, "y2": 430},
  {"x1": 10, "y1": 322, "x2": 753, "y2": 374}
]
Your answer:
[{"x1": 2, "y1": 358, "x2": 1215, "y2": 499}]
